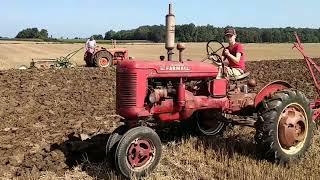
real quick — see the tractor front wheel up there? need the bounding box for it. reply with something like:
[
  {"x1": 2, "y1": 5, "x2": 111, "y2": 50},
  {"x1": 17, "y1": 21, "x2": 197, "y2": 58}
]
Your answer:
[
  {"x1": 115, "y1": 126, "x2": 162, "y2": 178},
  {"x1": 255, "y1": 89, "x2": 314, "y2": 164},
  {"x1": 94, "y1": 50, "x2": 113, "y2": 68},
  {"x1": 106, "y1": 125, "x2": 128, "y2": 167}
]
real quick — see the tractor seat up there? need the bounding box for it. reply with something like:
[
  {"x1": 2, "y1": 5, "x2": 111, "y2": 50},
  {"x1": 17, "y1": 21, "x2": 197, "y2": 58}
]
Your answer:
[{"x1": 229, "y1": 71, "x2": 251, "y2": 81}]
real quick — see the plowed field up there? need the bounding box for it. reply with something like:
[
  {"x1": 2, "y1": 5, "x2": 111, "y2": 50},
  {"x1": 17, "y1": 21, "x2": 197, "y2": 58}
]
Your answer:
[{"x1": 0, "y1": 59, "x2": 319, "y2": 179}]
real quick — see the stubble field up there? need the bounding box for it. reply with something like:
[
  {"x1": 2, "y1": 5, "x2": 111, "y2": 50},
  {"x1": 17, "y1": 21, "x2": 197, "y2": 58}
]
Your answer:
[
  {"x1": 0, "y1": 41, "x2": 319, "y2": 180},
  {"x1": 1, "y1": 41, "x2": 320, "y2": 69}
]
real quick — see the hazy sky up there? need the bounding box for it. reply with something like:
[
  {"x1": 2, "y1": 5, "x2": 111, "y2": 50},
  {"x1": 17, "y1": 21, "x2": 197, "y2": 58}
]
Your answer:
[{"x1": 0, "y1": 0, "x2": 319, "y2": 38}]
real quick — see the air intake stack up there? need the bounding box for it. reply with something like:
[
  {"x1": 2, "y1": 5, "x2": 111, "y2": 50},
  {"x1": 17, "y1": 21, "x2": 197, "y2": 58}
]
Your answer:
[{"x1": 165, "y1": 3, "x2": 175, "y2": 61}]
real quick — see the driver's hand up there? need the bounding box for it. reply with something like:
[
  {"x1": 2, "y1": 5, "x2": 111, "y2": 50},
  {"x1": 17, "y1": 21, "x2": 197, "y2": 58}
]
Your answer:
[
  {"x1": 212, "y1": 60, "x2": 222, "y2": 66},
  {"x1": 208, "y1": 54, "x2": 222, "y2": 66},
  {"x1": 224, "y1": 49, "x2": 231, "y2": 56}
]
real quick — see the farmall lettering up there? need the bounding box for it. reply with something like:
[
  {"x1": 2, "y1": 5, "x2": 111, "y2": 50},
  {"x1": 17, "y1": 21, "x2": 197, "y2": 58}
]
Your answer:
[{"x1": 160, "y1": 64, "x2": 191, "y2": 71}]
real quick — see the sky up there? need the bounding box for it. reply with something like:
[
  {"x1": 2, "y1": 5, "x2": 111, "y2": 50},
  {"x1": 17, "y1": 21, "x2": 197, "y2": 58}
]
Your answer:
[{"x1": 0, "y1": 0, "x2": 319, "y2": 38}]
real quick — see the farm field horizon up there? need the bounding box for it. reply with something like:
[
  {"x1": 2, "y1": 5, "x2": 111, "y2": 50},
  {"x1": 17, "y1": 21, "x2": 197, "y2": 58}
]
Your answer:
[{"x1": 0, "y1": 41, "x2": 320, "y2": 69}]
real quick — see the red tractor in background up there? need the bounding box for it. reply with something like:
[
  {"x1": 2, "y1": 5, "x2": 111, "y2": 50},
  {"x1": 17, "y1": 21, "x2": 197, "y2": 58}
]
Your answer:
[
  {"x1": 105, "y1": 4, "x2": 320, "y2": 179},
  {"x1": 84, "y1": 40, "x2": 128, "y2": 68}
]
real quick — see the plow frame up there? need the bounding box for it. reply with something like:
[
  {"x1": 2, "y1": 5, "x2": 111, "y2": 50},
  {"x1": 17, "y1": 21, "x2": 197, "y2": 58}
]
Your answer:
[
  {"x1": 29, "y1": 47, "x2": 83, "y2": 69},
  {"x1": 293, "y1": 32, "x2": 320, "y2": 121}
]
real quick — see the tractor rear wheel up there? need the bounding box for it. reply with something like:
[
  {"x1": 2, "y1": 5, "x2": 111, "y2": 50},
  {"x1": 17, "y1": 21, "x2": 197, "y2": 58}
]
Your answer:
[
  {"x1": 255, "y1": 89, "x2": 314, "y2": 164},
  {"x1": 94, "y1": 50, "x2": 113, "y2": 67},
  {"x1": 106, "y1": 125, "x2": 128, "y2": 167},
  {"x1": 194, "y1": 110, "x2": 227, "y2": 136},
  {"x1": 115, "y1": 126, "x2": 162, "y2": 178}
]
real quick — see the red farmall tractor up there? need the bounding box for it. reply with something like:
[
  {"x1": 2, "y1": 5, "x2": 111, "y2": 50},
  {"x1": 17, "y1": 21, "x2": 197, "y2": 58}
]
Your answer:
[
  {"x1": 84, "y1": 40, "x2": 128, "y2": 68},
  {"x1": 106, "y1": 4, "x2": 320, "y2": 178}
]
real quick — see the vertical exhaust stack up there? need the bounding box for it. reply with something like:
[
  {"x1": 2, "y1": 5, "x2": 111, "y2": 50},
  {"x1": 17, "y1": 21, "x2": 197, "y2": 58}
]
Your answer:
[{"x1": 165, "y1": 3, "x2": 175, "y2": 61}]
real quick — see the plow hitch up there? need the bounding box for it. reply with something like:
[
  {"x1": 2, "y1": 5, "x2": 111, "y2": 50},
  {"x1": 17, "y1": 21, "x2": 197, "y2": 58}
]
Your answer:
[{"x1": 293, "y1": 32, "x2": 320, "y2": 121}]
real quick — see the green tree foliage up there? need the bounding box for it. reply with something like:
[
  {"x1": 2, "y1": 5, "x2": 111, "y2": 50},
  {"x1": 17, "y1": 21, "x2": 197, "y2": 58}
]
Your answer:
[
  {"x1": 91, "y1": 34, "x2": 104, "y2": 40},
  {"x1": 16, "y1": 28, "x2": 49, "y2": 39},
  {"x1": 104, "y1": 30, "x2": 116, "y2": 40},
  {"x1": 148, "y1": 25, "x2": 166, "y2": 42},
  {"x1": 133, "y1": 26, "x2": 151, "y2": 40},
  {"x1": 104, "y1": 25, "x2": 320, "y2": 43},
  {"x1": 39, "y1": 29, "x2": 48, "y2": 39}
]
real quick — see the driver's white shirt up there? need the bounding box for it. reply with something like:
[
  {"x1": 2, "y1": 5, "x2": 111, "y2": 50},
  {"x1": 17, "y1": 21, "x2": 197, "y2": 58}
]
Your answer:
[{"x1": 86, "y1": 39, "x2": 96, "y2": 49}]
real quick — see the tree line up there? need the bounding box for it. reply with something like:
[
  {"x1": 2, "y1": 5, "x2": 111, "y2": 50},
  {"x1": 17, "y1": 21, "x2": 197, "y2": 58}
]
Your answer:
[
  {"x1": 15, "y1": 24, "x2": 320, "y2": 43},
  {"x1": 103, "y1": 24, "x2": 320, "y2": 43},
  {"x1": 16, "y1": 28, "x2": 49, "y2": 39}
]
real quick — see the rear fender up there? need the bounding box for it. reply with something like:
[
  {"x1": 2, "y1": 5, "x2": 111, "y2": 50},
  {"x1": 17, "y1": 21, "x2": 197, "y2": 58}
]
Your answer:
[
  {"x1": 254, "y1": 80, "x2": 292, "y2": 108},
  {"x1": 94, "y1": 49, "x2": 107, "y2": 55}
]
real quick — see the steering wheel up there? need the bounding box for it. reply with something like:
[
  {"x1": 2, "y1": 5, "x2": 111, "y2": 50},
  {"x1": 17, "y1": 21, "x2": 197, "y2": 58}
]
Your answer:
[
  {"x1": 206, "y1": 40, "x2": 225, "y2": 61},
  {"x1": 202, "y1": 40, "x2": 225, "y2": 65},
  {"x1": 206, "y1": 54, "x2": 223, "y2": 66},
  {"x1": 203, "y1": 40, "x2": 226, "y2": 77}
]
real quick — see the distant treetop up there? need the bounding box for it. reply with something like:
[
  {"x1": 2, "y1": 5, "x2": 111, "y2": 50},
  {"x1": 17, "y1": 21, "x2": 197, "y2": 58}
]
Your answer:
[
  {"x1": 103, "y1": 24, "x2": 320, "y2": 43},
  {"x1": 15, "y1": 25, "x2": 320, "y2": 43},
  {"x1": 16, "y1": 28, "x2": 48, "y2": 39}
]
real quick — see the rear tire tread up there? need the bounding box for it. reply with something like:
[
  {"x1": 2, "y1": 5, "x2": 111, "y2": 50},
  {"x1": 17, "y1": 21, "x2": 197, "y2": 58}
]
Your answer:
[
  {"x1": 94, "y1": 50, "x2": 113, "y2": 67},
  {"x1": 255, "y1": 89, "x2": 314, "y2": 163}
]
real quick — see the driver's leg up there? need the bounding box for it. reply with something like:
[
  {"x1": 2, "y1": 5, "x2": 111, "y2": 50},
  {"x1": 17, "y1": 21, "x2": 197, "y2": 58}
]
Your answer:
[
  {"x1": 226, "y1": 67, "x2": 244, "y2": 77},
  {"x1": 216, "y1": 66, "x2": 244, "y2": 79}
]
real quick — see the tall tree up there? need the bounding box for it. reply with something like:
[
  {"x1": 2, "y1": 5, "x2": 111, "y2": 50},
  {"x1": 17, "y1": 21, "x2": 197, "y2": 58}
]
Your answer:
[
  {"x1": 16, "y1": 28, "x2": 48, "y2": 39},
  {"x1": 104, "y1": 30, "x2": 116, "y2": 40},
  {"x1": 39, "y1": 29, "x2": 48, "y2": 39},
  {"x1": 92, "y1": 34, "x2": 104, "y2": 40}
]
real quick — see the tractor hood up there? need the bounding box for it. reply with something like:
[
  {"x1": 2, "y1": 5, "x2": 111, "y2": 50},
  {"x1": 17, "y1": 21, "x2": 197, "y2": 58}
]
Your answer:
[{"x1": 117, "y1": 59, "x2": 219, "y2": 78}]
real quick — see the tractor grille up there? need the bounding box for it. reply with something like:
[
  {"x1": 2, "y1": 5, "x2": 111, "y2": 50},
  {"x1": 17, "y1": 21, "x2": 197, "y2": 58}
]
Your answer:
[{"x1": 117, "y1": 72, "x2": 137, "y2": 108}]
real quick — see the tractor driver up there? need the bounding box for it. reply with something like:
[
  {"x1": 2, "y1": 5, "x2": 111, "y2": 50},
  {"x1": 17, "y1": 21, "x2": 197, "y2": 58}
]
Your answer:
[
  {"x1": 85, "y1": 36, "x2": 97, "y2": 54},
  {"x1": 217, "y1": 27, "x2": 246, "y2": 79}
]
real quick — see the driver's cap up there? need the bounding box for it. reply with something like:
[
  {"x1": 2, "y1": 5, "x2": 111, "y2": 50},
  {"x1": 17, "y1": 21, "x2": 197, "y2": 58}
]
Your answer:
[{"x1": 224, "y1": 27, "x2": 236, "y2": 36}]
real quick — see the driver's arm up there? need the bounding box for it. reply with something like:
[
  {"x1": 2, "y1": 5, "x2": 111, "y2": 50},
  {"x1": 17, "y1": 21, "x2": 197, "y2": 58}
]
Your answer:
[
  {"x1": 226, "y1": 52, "x2": 241, "y2": 64},
  {"x1": 85, "y1": 39, "x2": 90, "y2": 50},
  {"x1": 225, "y1": 44, "x2": 244, "y2": 64}
]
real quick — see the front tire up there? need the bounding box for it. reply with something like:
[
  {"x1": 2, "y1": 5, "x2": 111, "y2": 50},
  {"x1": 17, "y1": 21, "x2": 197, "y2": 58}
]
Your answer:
[
  {"x1": 115, "y1": 126, "x2": 162, "y2": 178},
  {"x1": 255, "y1": 89, "x2": 314, "y2": 164},
  {"x1": 106, "y1": 125, "x2": 128, "y2": 167}
]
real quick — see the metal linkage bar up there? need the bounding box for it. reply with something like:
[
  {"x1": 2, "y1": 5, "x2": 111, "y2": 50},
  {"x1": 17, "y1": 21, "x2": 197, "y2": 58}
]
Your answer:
[
  {"x1": 293, "y1": 32, "x2": 320, "y2": 121},
  {"x1": 293, "y1": 32, "x2": 320, "y2": 96}
]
